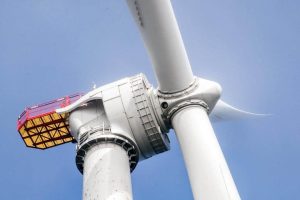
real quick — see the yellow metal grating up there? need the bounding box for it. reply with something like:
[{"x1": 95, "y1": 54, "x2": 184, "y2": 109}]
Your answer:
[
  {"x1": 17, "y1": 93, "x2": 83, "y2": 149},
  {"x1": 18, "y1": 112, "x2": 74, "y2": 149}
]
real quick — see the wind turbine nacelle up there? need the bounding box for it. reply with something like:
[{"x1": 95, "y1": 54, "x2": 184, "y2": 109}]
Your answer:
[{"x1": 57, "y1": 74, "x2": 170, "y2": 166}]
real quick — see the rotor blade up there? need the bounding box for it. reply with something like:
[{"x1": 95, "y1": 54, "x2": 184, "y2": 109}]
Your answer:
[
  {"x1": 172, "y1": 106, "x2": 241, "y2": 200},
  {"x1": 126, "y1": 0, "x2": 194, "y2": 93},
  {"x1": 210, "y1": 100, "x2": 267, "y2": 122}
]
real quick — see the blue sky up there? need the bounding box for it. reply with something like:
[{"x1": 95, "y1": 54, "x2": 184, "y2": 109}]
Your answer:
[{"x1": 1, "y1": 0, "x2": 299, "y2": 199}]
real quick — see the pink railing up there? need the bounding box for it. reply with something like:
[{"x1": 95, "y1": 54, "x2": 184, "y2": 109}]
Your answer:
[{"x1": 17, "y1": 93, "x2": 83, "y2": 129}]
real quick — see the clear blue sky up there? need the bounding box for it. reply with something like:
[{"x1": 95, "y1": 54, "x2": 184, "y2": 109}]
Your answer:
[{"x1": 1, "y1": 0, "x2": 299, "y2": 199}]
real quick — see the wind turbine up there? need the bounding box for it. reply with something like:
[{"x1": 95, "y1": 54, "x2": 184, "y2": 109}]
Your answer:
[{"x1": 17, "y1": 0, "x2": 259, "y2": 199}]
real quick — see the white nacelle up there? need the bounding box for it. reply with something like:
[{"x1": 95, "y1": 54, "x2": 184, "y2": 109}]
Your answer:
[{"x1": 57, "y1": 74, "x2": 170, "y2": 163}]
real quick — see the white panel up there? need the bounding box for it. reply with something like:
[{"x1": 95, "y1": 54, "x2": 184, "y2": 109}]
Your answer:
[
  {"x1": 103, "y1": 96, "x2": 134, "y2": 141},
  {"x1": 118, "y1": 81, "x2": 136, "y2": 118},
  {"x1": 118, "y1": 81, "x2": 155, "y2": 159},
  {"x1": 102, "y1": 86, "x2": 120, "y2": 102}
]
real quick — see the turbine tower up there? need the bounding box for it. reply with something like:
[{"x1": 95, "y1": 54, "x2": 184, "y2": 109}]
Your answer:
[{"x1": 17, "y1": 0, "x2": 257, "y2": 199}]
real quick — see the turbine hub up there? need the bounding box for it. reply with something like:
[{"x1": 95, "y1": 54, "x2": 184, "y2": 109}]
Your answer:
[{"x1": 150, "y1": 77, "x2": 222, "y2": 129}]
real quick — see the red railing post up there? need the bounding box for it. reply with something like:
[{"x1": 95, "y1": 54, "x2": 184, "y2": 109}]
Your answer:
[
  {"x1": 25, "y1": 108, "x2": 29, "y2": 120},
  {"x1": 66, "y1": 96, "x2": 70, "y2": 106}
]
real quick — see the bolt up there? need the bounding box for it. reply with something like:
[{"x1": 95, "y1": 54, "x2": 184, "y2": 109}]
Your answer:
[{"x1": 161, "y1": 102, "x2": 168, "y2": 109}]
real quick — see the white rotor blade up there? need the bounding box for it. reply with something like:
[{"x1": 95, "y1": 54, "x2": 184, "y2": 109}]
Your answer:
[
  {"x1": 172, "y1": 106, "x2": 241, "y2": 200},
  {"x1": 210, "y1": 100, "x2": 266, "y2": 122},
  {"x1": 126, "y1": 0, "x2": 194, "y2": 93}
]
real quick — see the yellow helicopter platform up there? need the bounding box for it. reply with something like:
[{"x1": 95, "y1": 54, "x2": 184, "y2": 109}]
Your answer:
[{"x1": 17, "y1": 93, "x2": 82, "y2": 149}]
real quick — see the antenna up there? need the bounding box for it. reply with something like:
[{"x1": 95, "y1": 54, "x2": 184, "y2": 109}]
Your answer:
[
  {"x1": 92, "y1": 82, "x2": 97, "y2": 89},
  {"x1": 17, "y1": 0, "x2": 262, "y2": 199}
]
